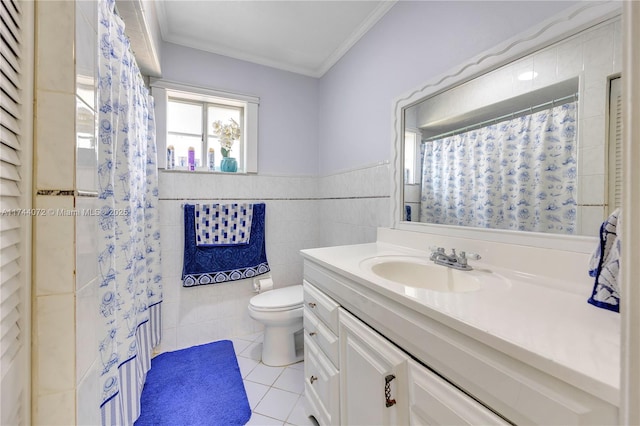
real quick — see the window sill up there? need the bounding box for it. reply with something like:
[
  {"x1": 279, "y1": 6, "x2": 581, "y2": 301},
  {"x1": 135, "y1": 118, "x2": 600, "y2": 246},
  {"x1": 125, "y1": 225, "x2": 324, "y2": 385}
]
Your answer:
[{"x1": 161, "y1": 168, "x2": 251, "y2": 175}]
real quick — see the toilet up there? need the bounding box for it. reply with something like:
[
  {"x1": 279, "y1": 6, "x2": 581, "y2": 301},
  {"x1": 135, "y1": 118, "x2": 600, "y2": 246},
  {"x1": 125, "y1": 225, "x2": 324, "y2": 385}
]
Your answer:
[{"x1": 248, "y1": 284, "x2": 304, "y2": 366}]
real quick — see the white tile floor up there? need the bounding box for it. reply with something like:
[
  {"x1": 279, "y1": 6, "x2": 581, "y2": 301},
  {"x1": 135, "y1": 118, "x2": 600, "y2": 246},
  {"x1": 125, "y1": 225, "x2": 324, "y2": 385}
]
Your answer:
[{"x1": 230, "y1": 332, "x2": 317, "y2": 426}]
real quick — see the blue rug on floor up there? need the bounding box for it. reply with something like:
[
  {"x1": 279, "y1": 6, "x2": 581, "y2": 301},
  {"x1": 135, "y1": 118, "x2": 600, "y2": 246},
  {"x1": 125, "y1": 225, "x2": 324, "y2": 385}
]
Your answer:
[{"x1": 135, "y1": 340, "x2": 251, "y2": 426}]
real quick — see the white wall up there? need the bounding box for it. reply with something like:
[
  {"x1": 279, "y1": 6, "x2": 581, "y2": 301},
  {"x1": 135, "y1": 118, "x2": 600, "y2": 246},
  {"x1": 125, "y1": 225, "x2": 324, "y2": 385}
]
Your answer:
[
  {"x1": 317, "y1": 1, "x2": 580, "y2": 176},
  {"x1": 160, "y1": 42, "x2": 319, "y2": 176}
]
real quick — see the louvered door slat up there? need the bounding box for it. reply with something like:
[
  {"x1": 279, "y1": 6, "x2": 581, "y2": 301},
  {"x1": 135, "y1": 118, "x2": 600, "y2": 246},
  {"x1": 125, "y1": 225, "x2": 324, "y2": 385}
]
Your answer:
[
  {"x1": 0, "y1": 125, "x2": 20, "y2": 150},
  {"x1": 0, "y1": 230, "x2": 19, "y2": 252},
  {"x1": 0, "y1": 159, "x2": 20, "y2": 181},
  {"x1": 608, "y1": 77, "x2": 622, "y2": 212},
  {"x1": 0, "y1": 245, "x2": 19, "y2": 267},
  {"x1": 0, "y1": 0, "x2": 27, "y2": 423}
]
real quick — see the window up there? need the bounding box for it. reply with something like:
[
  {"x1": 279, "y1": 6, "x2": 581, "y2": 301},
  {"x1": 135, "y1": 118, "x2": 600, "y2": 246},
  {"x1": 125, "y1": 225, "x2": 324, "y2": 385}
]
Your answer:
[
  {"x1": 167, "y1": 99, "x2": 243, "y2": 170},
  {"x1": 151, "y1": 80, "x2": 259, "y2": 173}
]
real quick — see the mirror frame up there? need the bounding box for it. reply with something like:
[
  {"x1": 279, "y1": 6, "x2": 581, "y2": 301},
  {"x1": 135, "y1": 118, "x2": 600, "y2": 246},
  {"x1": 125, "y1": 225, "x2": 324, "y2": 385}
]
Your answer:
[{"x1": 391, "y1": 1, "x2": 622, "y2": 254}]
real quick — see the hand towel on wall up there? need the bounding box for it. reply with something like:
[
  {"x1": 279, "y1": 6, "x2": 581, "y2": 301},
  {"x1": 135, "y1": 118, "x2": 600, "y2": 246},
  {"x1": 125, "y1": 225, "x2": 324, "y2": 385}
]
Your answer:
[
  {"x1": 195, "y1": 203, "x2": 253, "y2": 246},
  {"x1": 587, "y1": 208, "x2": 621, "y2": 312},
  {"x1": 182, "y1": 203, "x2": 270, "y2": 287}
]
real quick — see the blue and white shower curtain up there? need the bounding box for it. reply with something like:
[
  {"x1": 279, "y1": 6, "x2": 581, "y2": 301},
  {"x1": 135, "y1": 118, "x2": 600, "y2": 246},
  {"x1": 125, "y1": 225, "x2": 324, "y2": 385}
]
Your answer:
[
  {"x1": 420, "y1": 102, "x2": 578, "y2": 234},
  {"x1": 97, "y1": 0, "x2": 162, "y2": 424}
]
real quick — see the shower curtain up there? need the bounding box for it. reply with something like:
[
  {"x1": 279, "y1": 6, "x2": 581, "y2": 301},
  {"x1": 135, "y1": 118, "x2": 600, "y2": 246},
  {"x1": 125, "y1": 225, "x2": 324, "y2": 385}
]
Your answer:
[
  {"x1": 97, "y1": 0, "x2": 162, "y2": 424},
  {"x1": 420, "y1": 102, "x2": 578, "y2": 234}
]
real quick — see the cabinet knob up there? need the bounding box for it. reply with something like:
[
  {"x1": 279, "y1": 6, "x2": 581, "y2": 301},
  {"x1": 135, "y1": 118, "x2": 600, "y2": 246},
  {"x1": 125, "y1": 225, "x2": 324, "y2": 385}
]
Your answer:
[
  {"x1": 310, "y1": 375, "x2": 318, "y2": 384},
  {"x1": 307, "y1": 302, "x2": 317, "y2": 308},
  {"x1": 309, "y1": 331, "x2": 317, "y2": 337}
]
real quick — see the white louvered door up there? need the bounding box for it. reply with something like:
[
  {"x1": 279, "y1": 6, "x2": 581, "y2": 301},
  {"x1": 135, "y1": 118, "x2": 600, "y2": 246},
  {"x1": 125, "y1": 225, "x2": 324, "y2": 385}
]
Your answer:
[
  {"x1": 1, "y1": 0, "x2": 32, "y2": 424},
  {"x1": 608, "y1": 76, "x2": 622, "y2": 213}
]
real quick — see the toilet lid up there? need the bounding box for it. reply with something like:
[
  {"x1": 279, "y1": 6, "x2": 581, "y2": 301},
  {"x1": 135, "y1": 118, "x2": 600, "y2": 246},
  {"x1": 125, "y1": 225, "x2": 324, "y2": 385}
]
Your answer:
[{"x1": 250, "y1": 285, "x2": 303, "y2": 311}]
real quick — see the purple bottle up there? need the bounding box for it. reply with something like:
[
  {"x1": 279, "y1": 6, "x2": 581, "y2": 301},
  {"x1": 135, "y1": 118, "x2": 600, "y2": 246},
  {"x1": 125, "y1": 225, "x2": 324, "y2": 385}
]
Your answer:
[{"x1": 188, "y1": 146, "x2": 195, "y2": 171}]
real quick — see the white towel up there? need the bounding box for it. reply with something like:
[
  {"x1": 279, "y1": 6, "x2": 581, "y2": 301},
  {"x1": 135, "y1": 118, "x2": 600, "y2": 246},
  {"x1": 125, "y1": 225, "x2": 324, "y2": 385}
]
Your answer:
[
  {"x1": 195, "y1": 203, "x2": 253, "y2": 246},
  {"x1": 588, "y1": 208, "x2": 621, "y2": 312}
]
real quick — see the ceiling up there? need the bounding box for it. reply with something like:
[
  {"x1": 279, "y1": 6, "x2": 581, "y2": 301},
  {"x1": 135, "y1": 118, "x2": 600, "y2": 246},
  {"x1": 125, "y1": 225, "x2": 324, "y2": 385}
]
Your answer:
[{"x1": 153, "y1": 0, "x2": 396, "y2": 77}]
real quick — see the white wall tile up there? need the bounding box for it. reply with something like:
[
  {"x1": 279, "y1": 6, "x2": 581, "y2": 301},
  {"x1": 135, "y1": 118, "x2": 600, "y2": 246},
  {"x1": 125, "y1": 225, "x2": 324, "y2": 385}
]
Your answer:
[
  {"x1": 579, "y1": 174, "x2": 606, "y2": 205},
  {"x1": 579, "y1": 145, "x2": 606, "y2": 176},
  {"x1": 76, "y1": 279, "x2": 98, "y2": 382},
  {"x1": 36, "y1": 91, "x2": 76, "y2": 190},
  {"x1": 77, "y1": 359, "x2": 100, "y2": 426},
  {"x1": 533, "y1": 48, "x2": 558, "y2": 89},
  {"x1": 36, "y1": 294, "x2": 75, "y2": 394},
  {"x1": 557, "y1": 36, "x2": 584, "y2": 80},
  {"x1": 76, "y1": 197, "x2": 98, "y2": 289},
  {"x1": 613, "y1": 20, "x2": 622, "y2": 72},
  {"x1": 76, "y1": 99, "x2": 98, "y2": 192},
  {"x1": 583, "y1": 23, "x2": 614, "y2": 74},
  {"x1": 580, "y1": 115, "x2": 605, "y2": 148},
  {"x1": 511, "y1": 56, "x2": 534, "y2": 95},
  {"x1": 76, "y1": 8, "x2": 96, "y2": 90},
  {"x1": 36, "y1": 0, "x2": 75, "y2": 94},
  {"x1": 36, "y1": 391, "x2": 75, "y2": 426},
  {"x1": 580, "y1": 206, "x2": 605, "y2": 236},
  {"x1": 34, "y1": 196, "x2": 75, "y2": 296}
]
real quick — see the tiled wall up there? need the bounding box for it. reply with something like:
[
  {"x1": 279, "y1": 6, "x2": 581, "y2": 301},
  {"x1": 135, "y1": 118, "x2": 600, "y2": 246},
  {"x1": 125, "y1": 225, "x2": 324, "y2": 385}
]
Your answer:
[
  {"x1": 32, "y1": 1, "x2": 100, "y2": 424},
  {"x1": 157, "y1": 172, "x2": 320, "y2": 353},
  {"x1": 156, "y1": 162, "x2": 391, "y2": 354},
  {"x1": 32, "y1": 1, "x2": 76, "y2": 424},
  {"x1": 316, "y1": 163, "x2": 391, "y2": 247}
]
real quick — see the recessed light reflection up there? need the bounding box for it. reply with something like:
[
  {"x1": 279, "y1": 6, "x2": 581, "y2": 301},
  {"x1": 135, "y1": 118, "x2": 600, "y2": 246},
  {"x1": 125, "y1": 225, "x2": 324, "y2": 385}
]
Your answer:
[{"x1": 518, "y1": 71, "x2": 538, "y2": 81}]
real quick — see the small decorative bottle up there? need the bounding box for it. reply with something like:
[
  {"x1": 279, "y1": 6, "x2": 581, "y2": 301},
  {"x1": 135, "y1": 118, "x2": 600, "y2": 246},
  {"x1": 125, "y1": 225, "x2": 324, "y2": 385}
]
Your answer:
[
  {"x1": 208, "y1": 147, "x2": 215, "y2": 172},
  {"x1": 188, "y1": 146, "x2": 195, "y2": 171},
  {"x1": 167, "y1": 145, "x2": 175, "y2": 170}
]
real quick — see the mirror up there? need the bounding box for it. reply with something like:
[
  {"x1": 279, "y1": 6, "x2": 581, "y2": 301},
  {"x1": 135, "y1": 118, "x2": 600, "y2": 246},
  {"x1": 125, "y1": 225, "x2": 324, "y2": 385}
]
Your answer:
[{"x1": 396, "y1": 7, "x2": 621, "y2": 239}]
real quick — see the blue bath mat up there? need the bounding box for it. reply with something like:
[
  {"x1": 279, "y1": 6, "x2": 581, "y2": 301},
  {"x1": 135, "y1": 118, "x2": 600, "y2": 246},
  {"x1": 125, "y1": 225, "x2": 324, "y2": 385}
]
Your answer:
[{"x1": 135, "y1": 340, "x2": 251, "y2": 426}]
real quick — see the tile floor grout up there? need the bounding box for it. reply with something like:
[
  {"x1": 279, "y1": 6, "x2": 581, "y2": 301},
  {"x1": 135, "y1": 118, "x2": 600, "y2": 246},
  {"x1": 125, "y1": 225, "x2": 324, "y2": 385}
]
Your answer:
[{"x1": 229, "y1": 332, "x2": 315, "y2": 426}]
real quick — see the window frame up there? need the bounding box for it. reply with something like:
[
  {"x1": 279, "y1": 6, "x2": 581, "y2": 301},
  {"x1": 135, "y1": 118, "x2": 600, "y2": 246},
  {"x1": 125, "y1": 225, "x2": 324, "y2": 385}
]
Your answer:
[{"x1": 151, "y1": 79, "x2": 259, "y2": 173}]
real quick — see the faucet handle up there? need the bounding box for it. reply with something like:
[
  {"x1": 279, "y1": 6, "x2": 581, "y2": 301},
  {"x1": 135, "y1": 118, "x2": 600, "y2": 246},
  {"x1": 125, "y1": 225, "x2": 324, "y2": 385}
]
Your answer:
[
  {"x1": 460, "y1": 251, "x2": 481, "y2": 260},
  {"x1": 429, "y1": 246, "x2": 444, "y2": 261}
]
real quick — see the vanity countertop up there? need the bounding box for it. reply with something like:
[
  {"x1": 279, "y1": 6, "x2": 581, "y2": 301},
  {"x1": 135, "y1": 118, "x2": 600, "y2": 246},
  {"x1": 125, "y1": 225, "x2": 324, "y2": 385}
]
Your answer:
[{"x1": 300, "y1": 241, "x2": 620, "y2": 406}]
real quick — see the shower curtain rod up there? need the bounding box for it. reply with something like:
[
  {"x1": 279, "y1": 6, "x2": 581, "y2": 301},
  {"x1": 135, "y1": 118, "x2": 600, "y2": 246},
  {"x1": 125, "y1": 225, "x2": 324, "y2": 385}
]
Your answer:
[{"x1": 423, "y1": 92, "x2": 578, "y2": 142}]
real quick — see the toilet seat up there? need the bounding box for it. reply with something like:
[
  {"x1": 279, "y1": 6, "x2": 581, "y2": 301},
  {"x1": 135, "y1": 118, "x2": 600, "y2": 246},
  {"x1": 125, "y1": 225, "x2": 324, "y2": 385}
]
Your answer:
[{"x1": 249, "y1": 285, "x2": 303, "y2": 311}]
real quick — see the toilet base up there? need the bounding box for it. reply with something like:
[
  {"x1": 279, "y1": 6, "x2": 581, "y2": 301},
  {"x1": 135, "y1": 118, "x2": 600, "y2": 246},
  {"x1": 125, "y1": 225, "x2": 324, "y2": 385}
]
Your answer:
[{"x1": 261, "y1": 325, "x2": 304, "y2": 367}]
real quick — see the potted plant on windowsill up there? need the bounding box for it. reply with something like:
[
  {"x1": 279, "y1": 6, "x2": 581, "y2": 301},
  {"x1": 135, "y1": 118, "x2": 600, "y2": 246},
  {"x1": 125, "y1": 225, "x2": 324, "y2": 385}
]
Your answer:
[{"x1": 212, "y1": 118, "x2": 240, "y2": 172}]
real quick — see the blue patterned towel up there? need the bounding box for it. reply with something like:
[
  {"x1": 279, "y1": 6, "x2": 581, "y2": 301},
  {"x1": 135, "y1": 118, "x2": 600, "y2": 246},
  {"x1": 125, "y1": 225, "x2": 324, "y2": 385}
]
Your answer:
[
  {"x1": 195, "y1": 203, "x2": 253, "y2": 246},
  {"x1": 588, "y1": 208, "x2": 621, "y2": 312},
  {"x1": 183, "y1": 203, "x2": 270, "y2": 287}
]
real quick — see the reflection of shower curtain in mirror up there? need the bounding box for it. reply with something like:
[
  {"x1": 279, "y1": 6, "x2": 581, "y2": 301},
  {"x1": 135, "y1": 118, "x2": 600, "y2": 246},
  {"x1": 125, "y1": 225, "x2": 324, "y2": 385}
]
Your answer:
[{"x1": 420, "y1": 102, "x2": 578, "y2": 234}]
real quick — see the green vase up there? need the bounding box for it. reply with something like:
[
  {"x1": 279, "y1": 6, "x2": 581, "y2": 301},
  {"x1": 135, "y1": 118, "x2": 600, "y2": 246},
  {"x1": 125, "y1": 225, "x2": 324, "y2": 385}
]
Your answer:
[{"x1": 220, "y1": 157, "x2": 238, "y2": 172}]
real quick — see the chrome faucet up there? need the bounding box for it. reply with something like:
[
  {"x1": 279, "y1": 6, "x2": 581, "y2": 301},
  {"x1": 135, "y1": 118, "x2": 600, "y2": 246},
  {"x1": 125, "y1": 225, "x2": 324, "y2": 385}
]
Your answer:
[{"x1": 429, "y1": 246, "x2": 481, "y2": 271}]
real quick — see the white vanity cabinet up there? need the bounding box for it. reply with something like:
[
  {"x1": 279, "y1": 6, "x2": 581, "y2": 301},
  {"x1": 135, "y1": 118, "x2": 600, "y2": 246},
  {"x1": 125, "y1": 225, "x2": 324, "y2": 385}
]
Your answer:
[
  {"x1": 303, "y1": 281, "x2": 340, "y2": 425},
  {"x1": 301, "y1": 251, "x2": 619, "y2": 426},
  {"x1": 339, "y1": 307, "x2": 508, "y2": 426},
  {"x1": 305, "y1": 280, "x2": 510, "y2": 426},
  {"x1": 338, "y1": 308, "x2": 409, "y2": 426},
  {"x1": 407, "y1": 359, "x2": 508, "y2": 425}
]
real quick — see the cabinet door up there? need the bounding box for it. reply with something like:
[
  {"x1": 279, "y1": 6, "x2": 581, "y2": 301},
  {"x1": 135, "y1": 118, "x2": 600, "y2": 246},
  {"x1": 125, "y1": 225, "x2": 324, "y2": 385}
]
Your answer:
[
  {"x1": 408, "y1": 359, "x2": 509, "y2": 425},
  {"x1": 339, "y1": 308, "x2": 409, "y2": 426},
  {"x1": 304, "y1": 335, "x2": 340, "y2": 426}
]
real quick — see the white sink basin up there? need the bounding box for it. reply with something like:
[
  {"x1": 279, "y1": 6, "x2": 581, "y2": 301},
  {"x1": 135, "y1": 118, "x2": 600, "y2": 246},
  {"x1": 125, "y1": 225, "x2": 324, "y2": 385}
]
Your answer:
[{"x1": 360, "y1": 255, "x2": 505, "y2": 293}]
